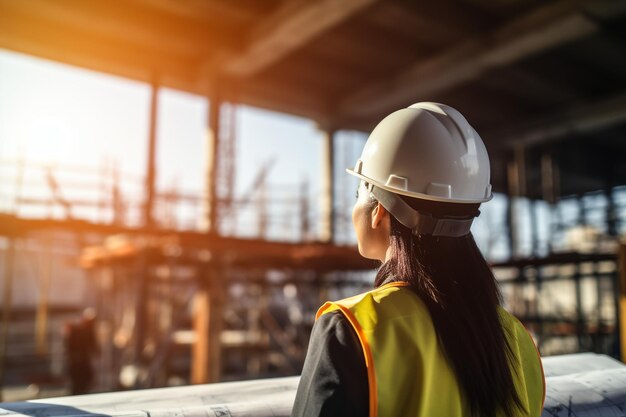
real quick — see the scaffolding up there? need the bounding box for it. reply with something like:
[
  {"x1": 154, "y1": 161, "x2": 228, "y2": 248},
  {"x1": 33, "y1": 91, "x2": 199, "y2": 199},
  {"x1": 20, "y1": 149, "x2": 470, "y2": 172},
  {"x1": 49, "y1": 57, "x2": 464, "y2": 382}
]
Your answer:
[{"x1": 1, "y1": 0, "x2": 626, "y2": 400}]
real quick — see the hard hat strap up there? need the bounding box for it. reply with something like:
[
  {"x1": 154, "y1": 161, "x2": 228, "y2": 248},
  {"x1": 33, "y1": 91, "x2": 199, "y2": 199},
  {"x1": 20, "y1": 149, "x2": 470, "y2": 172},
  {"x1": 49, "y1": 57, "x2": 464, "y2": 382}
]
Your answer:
[{"x1": 369, "y1": 186, "x2": 475, "y2": 237}]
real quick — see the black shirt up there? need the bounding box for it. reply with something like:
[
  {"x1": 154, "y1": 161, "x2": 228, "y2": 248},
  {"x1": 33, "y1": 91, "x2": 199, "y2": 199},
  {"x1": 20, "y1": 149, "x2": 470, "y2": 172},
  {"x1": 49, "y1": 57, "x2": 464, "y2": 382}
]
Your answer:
[{"x1": 291, "y1": 310, "x2": 369, "y2": 417}]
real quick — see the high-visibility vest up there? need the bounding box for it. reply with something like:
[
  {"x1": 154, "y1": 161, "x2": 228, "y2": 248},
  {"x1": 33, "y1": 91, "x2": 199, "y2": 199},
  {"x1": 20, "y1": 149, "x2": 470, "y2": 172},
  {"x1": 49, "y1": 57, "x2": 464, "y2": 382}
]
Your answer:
[{"x1": 316, "y1": 281, "x2": 545, "y2": 417}]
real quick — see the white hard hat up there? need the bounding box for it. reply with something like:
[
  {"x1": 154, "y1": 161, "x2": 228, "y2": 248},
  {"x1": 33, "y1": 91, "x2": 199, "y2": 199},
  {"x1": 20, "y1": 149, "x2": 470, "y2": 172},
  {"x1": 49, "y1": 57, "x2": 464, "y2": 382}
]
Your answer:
[
  {"x1": 348, "y1": 102, "x2": 492, "y2": 203},
  {"x1": 347, "y1": 102, "x2": 492, "y2": 237}
]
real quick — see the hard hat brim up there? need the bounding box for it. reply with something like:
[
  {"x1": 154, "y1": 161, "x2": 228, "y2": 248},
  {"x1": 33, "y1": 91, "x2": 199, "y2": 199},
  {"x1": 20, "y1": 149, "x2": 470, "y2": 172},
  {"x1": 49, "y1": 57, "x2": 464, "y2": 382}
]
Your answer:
[{"x1": 346, "y1": 168, "x2": 492, "y2": 204}]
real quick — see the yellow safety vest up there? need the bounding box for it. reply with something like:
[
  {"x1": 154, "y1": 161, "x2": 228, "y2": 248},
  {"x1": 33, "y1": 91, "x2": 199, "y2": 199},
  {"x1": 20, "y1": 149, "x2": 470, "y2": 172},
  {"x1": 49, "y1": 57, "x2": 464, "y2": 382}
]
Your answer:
[{"x1": 316, "y1": 281, "x2": 545, "y2": 417}]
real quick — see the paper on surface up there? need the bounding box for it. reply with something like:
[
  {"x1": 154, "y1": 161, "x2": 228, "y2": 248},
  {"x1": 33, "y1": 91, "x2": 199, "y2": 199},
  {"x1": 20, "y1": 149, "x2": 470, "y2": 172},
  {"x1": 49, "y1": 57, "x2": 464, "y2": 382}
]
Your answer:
[{"x1": 3, "y1": 355, "x2": 626, "y2": 417}]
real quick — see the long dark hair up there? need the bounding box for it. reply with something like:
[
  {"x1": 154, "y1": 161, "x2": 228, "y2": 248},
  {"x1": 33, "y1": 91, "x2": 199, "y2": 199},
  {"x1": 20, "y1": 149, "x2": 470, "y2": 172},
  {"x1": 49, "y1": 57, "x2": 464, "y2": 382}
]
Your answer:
[{"x1": 372, "y1": 194, "x2": 523, "y2": 417}]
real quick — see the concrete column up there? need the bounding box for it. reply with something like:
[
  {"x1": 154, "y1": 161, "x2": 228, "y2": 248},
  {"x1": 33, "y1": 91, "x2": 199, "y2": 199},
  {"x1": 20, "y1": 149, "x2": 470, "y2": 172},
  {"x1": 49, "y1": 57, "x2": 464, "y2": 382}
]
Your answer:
[
  {"x1": 143, "y1": 83, "x2": 159, "y2": 229},
  {"x1": 320, "y1": 129, "x2": 335, "y2": 243}
]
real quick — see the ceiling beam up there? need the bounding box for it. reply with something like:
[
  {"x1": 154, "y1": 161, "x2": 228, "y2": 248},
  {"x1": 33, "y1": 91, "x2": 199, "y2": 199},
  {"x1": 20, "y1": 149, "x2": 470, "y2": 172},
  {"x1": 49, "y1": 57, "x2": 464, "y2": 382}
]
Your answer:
[
  {"x1": 479, "y1": 67, "x2": 577, "y2": 105},
  {"x1": 0, "y1": 7, "x2": 200, "y2": 92},
  {"x1": 0, "y1": 0, "x2": 240, "y2": 61},
  {"x1": 338, "y1": 1, "x2": 598, "y2": 118},
  {"x1": 128, "y1": 0, "x2": 270, "y2": 24},
  {"x1": 489, "y1": 92, "x2": 626, "y2": 149},
  {"x1": 222, "y1": 0, "x2": 378, "y2": 78},
  {"x1": 228, "y1": 79, "x2": 330, "y2": 123}
]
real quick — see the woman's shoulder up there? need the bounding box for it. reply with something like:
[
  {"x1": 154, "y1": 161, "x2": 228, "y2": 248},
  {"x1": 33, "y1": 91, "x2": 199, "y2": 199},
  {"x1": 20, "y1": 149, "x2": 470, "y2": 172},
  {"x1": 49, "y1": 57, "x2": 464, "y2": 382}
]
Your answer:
[
  {"x1": 316, "y1": 281, "x2": 412, "y2": 319},
  {"x1": 497, "y1": 306, "x2": 542, "y2": 358},
  {"x1": 497, "y1": 306, "x2": 529, "y2": 333}
]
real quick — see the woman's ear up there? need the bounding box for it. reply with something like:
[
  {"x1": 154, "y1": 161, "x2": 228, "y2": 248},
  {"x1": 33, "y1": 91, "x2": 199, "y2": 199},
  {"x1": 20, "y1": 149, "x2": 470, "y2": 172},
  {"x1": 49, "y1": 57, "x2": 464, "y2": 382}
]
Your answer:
[{"x1": 371, "y1": 202, "x2": 388, "y2": 229}]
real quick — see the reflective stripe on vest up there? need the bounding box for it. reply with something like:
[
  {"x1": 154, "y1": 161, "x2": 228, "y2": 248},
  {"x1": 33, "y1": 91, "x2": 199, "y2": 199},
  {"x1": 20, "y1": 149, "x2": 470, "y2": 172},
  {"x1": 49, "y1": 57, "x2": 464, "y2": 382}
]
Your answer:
[{"x1": 316, "y1": 281, "x2": 546, "y2": 417}]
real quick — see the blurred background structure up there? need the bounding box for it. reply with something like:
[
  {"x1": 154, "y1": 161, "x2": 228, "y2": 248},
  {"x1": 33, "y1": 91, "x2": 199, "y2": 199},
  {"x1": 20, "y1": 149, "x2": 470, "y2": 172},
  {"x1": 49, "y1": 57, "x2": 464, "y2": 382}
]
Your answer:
[{"x1": 0, "y1": 0, "x2": 625, "y2": 401}]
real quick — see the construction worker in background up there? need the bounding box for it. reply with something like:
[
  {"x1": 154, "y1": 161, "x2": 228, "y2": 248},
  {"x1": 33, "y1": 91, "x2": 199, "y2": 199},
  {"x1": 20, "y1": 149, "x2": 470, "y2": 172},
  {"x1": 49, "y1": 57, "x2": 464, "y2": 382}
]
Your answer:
[
  {"x1": 63, "y1": 308, "x2": 99, "y2": 395},
  {"x1": 292, "y1": 103, "x2": 545, "y2": 417}
]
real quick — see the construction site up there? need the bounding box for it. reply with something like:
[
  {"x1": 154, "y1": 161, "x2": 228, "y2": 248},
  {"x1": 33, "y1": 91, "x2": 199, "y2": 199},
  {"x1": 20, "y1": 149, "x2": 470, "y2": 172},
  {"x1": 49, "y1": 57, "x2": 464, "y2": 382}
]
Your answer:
[{"x1": 1, "y1": 0, "x2": 626, "y2": 414}]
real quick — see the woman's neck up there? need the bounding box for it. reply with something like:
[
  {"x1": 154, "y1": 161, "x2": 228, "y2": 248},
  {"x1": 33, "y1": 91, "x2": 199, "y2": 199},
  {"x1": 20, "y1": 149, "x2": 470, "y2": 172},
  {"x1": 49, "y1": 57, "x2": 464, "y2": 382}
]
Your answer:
[{"x1": 383, "y1": 246, "x2": 393, "y2": 263}]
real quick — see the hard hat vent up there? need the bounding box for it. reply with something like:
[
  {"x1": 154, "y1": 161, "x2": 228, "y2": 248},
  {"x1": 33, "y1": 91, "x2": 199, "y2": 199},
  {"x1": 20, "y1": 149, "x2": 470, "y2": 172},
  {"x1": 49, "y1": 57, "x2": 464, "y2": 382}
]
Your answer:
[
  {"x1": 385, "y1": 175, "x2": 408, "y2": 191},
  {"x1": 427, "y1": 182, "x2": 452, "y2": 199}
]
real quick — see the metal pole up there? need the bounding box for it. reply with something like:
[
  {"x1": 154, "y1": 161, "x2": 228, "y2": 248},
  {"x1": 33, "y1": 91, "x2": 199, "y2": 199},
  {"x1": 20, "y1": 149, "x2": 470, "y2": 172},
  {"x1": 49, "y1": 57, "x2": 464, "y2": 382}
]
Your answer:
[
  {"x1": 575, "y1": 261, "x2": 585, "y2": 352},
  {"x1": 191, "y1": 91, "x2": 223, "y2": 383},
  {"x1": 529, "y1": 199, "x2": 539, "y2": 256},
  {"x1": 35, "y1": 235, "x2": 52, "y2": 356},
  {"x1": 541, "y1": 153, "x2": 556, "y2": 253},
  {"x1": 208, "y1": 266, "x2": 224, "y2": 382},
  {"x1": 300, "y1": 179, "x2": 310, "y2": 241},
  {"x1": 133, "y1": 251, "x2": 149, "y2": 388},
  {"x1": 507, "y1": 146, "x2": 527, "y2": 258},
  {"x1": 506, "y1": 161, "x2": 519, "y2": 258},
  {"x1": 607, "y1": 187, "x2": 618, "y2": 237}
]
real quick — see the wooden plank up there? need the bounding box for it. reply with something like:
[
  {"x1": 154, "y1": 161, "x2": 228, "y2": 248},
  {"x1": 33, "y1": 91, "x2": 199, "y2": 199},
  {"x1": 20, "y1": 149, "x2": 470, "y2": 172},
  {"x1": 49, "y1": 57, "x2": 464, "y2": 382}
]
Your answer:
[
  {"x1": 338, "y1": 1, "x2": 598, "y2": 118},
  {"x1": 0, "y1": 214, "x2": 376, "y2": 270},
  {"x1": 223, "y1": 0, "x2": 378, "y2": 77}
]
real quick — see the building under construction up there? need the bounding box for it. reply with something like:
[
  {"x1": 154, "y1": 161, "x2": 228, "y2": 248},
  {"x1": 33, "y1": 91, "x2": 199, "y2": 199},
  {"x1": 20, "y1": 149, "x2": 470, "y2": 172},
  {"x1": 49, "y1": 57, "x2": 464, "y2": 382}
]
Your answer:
[{"x1": 0, "y1": 0, "x2": 626, "y2": 402}]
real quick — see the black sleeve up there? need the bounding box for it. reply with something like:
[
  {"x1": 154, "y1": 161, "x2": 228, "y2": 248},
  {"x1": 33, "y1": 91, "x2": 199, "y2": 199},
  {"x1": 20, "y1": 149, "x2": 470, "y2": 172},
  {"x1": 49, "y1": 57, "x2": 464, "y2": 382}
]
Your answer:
[{"x1": 291, "y1": 310, "x2": 368, "y2": 417}]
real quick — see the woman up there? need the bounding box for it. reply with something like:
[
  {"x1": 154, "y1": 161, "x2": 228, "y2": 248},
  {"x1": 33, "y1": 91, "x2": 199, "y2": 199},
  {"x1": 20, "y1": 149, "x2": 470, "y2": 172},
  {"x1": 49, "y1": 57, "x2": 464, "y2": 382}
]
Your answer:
[{"x1": 292, "y1": 103, "x2": 545, "y2": 417}]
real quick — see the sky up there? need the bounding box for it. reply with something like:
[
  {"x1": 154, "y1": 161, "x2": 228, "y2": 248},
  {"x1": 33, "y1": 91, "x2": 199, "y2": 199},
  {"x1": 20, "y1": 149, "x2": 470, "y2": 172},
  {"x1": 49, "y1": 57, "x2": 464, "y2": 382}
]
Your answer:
[
  {"x1": 0, "y1": 48, "x2": 325, "y2": 235},
  {"x1": 2, "y1": 47, "x2": 619, "y2": 261}
]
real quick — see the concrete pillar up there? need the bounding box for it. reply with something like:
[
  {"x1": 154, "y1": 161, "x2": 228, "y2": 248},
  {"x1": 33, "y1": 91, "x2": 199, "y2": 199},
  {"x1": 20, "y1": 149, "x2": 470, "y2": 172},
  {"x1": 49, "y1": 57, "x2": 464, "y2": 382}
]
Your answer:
[
  {"x1": 320, "y1": 129, "x2": 335, "y2": 243},
  {"x1": 143, "y1": 83, "x2": 159, "y2": 229}
]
